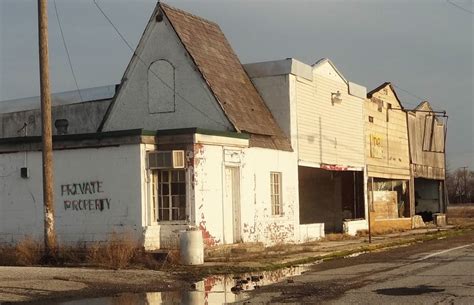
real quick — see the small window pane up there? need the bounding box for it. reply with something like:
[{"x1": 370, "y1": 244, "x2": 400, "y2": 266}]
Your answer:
[
  {"x1": 162, "y1": 171, "x2": 169, "y2": 182},
  {"x1": 172, "y1": 195, "x2": 180, "y2": 208},
  {"x1": 179, "y1": 207, "x2": 186, "y2": 220},
  {"x1": 171, "y1": 183, "x2": 179, "y2": 194},
  {"x1": 162, "y1": 196, "x2": 169, "y2": 208},
  {"x1": 178, "y1": 170, "x2": 185, "y2": 181},
  {"x1": 160, "y1": 209, "x2": 170, "y2": 221},
  {"x1": 179, "y1": 195, "x2": 186, "y2": 207},
  {"x1": 172, "y1": 209, "x2": 179, "y2": 220}
]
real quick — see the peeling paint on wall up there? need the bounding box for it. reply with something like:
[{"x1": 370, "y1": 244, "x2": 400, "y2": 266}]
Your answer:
[{"x1": 199, "y1": 212, "x2": 220, "y2": 247}]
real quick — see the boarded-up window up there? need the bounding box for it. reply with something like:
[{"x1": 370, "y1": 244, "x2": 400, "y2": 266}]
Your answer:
[
  {"x1": 432, "y1": 123, "x2": 445, "y2": 153},
  {"x1": 148, "y1": 60, "x2": 175, "y2": 113},
  {"x1": 422, "y1": 115, "x2": 434, "y2": 151}
]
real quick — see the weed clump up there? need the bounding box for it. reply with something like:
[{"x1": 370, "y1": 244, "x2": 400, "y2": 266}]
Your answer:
[
  {"x1": 87, "y1": 232, "x2": 139, "y2": 269},
  {"x1": 15, "y1": 236, "x2": 43, "y2": 265}
]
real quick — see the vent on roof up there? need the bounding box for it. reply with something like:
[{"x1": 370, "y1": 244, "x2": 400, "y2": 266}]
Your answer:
[
  {"x1": 156, "y1": 10, "x2": 164, "y2": 22},
  {"x1": 148, "y1": 150, "x2": 185, "y2": 169},
  {"x1": 54, "y1": 119, "x2": 69, "y2": 135}
]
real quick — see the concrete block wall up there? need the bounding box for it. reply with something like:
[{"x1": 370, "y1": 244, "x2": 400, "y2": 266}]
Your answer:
[{"x1": 0, "y1": 144, "x2": 143, "y2": 245}]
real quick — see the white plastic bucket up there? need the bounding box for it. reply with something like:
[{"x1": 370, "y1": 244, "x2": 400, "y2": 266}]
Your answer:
[{"x1": 180, "y1": 229, "x2": 204, "y2": 265}]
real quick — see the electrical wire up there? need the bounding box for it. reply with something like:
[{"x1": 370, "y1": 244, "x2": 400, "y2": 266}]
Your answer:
[
  {"x1": 446, "y1": 0, "x2": 474, "y2": 14},
  {"x1": 391, "y1": 84, "x2": 426, "y2": 103},
  {"x1": 53, "y1": 0, "x2": 83, "y2": 103},
  {"x1": 92, "y1": 0, "x2": 230, "y2": 129}
]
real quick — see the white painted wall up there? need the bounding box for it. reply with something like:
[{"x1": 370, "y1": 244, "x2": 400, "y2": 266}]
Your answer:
[
  {"x1": 246, "y1": 58, "x2": 365, "y2": 169},
  {"x1": 102, "y1": 12, "x2": 232, "y2": 132},
  {"x1": 0, "y1": 145, "x2": 143, "y2": 244},
  {"x1": 192, "y1": 143, "x2": 304, "y2": 246},
  {"x1": 296, "y1": 68, "x2": 365, "y2": 168}
]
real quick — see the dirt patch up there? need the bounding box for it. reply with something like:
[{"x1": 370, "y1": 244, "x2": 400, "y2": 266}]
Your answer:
[
  {"x1": 447, "y1": 204, "x2": 474, "y2": 227},
  {"x1": 0, "y1": 267, "x2": 186, "y2": 303},
  {"x1": 448, "y1": 204, "x2": 474, "y2": 218}
]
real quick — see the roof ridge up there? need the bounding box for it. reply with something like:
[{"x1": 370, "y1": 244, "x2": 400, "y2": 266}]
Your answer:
[
  {"x1": 159, "y1": 2, "x2": 292, "y2": 150},
  {"x1": 367, "y1": 82, "x2": 391, "y2": 98},
  {"x1": 159, "y1": 2, "x2": 219, "y2": 27}
]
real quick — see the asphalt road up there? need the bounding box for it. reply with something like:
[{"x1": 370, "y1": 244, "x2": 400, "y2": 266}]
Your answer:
[{"x1": 240, "y1": 230, "x2": 474, "y2": 305}]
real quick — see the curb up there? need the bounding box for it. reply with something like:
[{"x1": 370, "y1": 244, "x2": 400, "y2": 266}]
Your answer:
[{"x1": 176, "y1": 227, "x2": 473, "y2": 277}]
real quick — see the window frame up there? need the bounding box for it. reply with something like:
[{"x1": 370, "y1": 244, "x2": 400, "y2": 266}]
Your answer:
[
  {"x1": 151, "y1": 168, "x2": 187, "y2": 222},
  {"x1": 270, "y1": 172, "x2": 283, "y2": 216}
]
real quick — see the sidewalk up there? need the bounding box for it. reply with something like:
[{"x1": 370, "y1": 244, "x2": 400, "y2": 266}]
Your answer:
[{"x1": 184, "y1": 225, "x2": 471, "y2": 275}]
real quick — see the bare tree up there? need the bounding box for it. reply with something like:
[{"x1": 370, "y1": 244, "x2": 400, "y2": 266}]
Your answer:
[{"x1": 446, "y1": 167, "x2": 473, "y2": 203}]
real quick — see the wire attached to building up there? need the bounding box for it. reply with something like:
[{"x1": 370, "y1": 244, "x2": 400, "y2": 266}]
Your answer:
[
  {"x1": 392, "y1": 84, "x2": 426, "y2": 104},
  {"x1": 92, "y1": 0, "x2": 230, "y2": 129},
  {"x1": 446, "y1": 0, "x2": 474, "y2": 14},
  {"x1": 53, "y1": 0, "x2": 83, "y2": 103}
]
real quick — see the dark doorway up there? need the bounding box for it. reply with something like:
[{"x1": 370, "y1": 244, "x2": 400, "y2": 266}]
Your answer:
[{"x1": 298, "y1": 166, "x2": 364, "y2": 233}]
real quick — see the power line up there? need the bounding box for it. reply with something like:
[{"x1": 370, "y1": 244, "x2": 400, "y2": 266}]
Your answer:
[
  {"x1": 92, "y1": 0, "x2": 230, "y2": 129},
  {"x1": 446, "y1": 0, "x2": 474, "y2": 14},
  {"x1": 53, "y1": 0, "x2": 83, "y2": 103},
  {"x1": 392, "y1": 83, "x2": 426, "y2": 103}
]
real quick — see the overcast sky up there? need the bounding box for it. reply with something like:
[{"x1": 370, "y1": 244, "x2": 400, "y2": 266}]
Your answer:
[{"x1": 0, "y1": 0, "x2": 472, "y2": 169}]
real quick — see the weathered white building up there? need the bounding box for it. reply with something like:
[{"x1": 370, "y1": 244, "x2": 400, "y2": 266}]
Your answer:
[
  {"x1": 407, "y1": 101, "x2": 447, "y2": 220},
  {"x1": 0, "y1": 3, "x2": 318, "y2": 249},
  {"x1": 364, "y1": 83, "x2": 413, "y2": 231},
  {"x1": 245, "y1": 58, "x2": 368, "y2": 234}
]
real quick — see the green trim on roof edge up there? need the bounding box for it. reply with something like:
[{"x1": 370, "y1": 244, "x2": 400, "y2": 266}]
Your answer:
[{"x1": 0, "y1": 128, "x2": 249, "y2": 145}]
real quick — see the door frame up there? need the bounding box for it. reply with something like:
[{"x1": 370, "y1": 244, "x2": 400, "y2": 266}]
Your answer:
[{"x1": 223, "y1": 165, "x2": 242, "y2": 244}]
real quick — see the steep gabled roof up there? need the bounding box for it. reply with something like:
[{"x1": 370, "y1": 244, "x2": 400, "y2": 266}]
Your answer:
[
  {"x1": 312, "y1": 58, "x2": 348, "y2": 84},
  {"x1": 414, "y1": 100, "x2": 434, "y2": 111},
  {"x1": 160, "y1": 3, "x2": 291, "y2": 151},
  {"x1": 367, "y1": 82, "x2": 404, "y2": 109}
]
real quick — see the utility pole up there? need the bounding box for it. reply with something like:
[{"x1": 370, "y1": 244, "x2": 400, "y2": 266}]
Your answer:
[
  {"x1": 38, "y1": 0, "x2": 56, "y2": 260},
  {"x1": 460, "y1": 166, "x2": 468, "y2": 203}
]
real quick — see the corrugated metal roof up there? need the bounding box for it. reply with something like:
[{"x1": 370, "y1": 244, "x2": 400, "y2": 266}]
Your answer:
[
  {"x1": 160, "y1": 3, "x2": 291, "y2": 151},
  {"x1": 0, "y1": 85, "x2": 116, "y2": 114}
]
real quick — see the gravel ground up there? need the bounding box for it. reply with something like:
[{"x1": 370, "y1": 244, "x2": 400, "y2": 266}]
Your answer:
[{"x1": 0, "y1": 267, "x2": 187, "y2": 304}]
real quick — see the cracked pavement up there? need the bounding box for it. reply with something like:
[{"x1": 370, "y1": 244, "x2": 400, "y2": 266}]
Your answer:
[{"x1": 238, "y1": 230, "x2": 474, "y2": 304}]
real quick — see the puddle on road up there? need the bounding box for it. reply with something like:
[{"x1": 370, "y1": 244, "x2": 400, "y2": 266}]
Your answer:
[
  {"x1": 10, "y1": 264, "x2": 312, "y2": 305},
  {"x1": 343, "y1": 251, "x2": 367, "y2": 258}
]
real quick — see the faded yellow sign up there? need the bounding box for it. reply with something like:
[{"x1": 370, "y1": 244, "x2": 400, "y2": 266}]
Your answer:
[{"x1": 370, "y1": 134, "x2": 384, "y2": 159}]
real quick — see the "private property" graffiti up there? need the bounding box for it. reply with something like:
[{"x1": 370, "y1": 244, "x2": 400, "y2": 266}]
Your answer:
[{"x1": 60, "y1": 181, "x2": 111, "y2": 212}]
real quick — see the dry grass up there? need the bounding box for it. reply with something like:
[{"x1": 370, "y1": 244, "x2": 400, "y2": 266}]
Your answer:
[
  {"x1": 371, "y1": 227, "x2": 408, "y2": 236},
  {"x1": 356, "y1": 230, "x2": 369, "y2": 237},
  {"x1": 0, "y1": 234, "x2": 166, "y2": 269},
  {"x1": 57, "y1": 244, "x2": 87, "y2": 264},
  {"x1": 165, "y1": 249, "x2": 181, "y2": 265},
  {"x1": 447, "y1": 205, "x2": 474, "y2": 228},
  {"x1": 448, "y1": 205, "x2": 474, "y2": 218},
  {"x1": 87, "y1": 232, "x2": 139, "y2": 269},
  {"x1": 321, "y1": 233, "x2": 358, "y2": 241},
  {"x1": 14, "y1": 236, "x2": 44, "y2": 266},
  {"x1": 265, "y1": 242, "x2": 295, "y2": 252},
  {"x1": 0, "y1": 245, "x2": 17, "y2": 265}
]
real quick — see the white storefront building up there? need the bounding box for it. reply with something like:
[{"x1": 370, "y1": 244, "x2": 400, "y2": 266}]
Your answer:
[{"x1": 0, "y1": 3, "x2": 322, "y2": 249}]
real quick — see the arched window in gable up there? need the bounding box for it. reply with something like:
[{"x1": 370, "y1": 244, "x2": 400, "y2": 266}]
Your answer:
[{"x1": 148, "y1": 60, "x2": 175, "y2": 113}]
